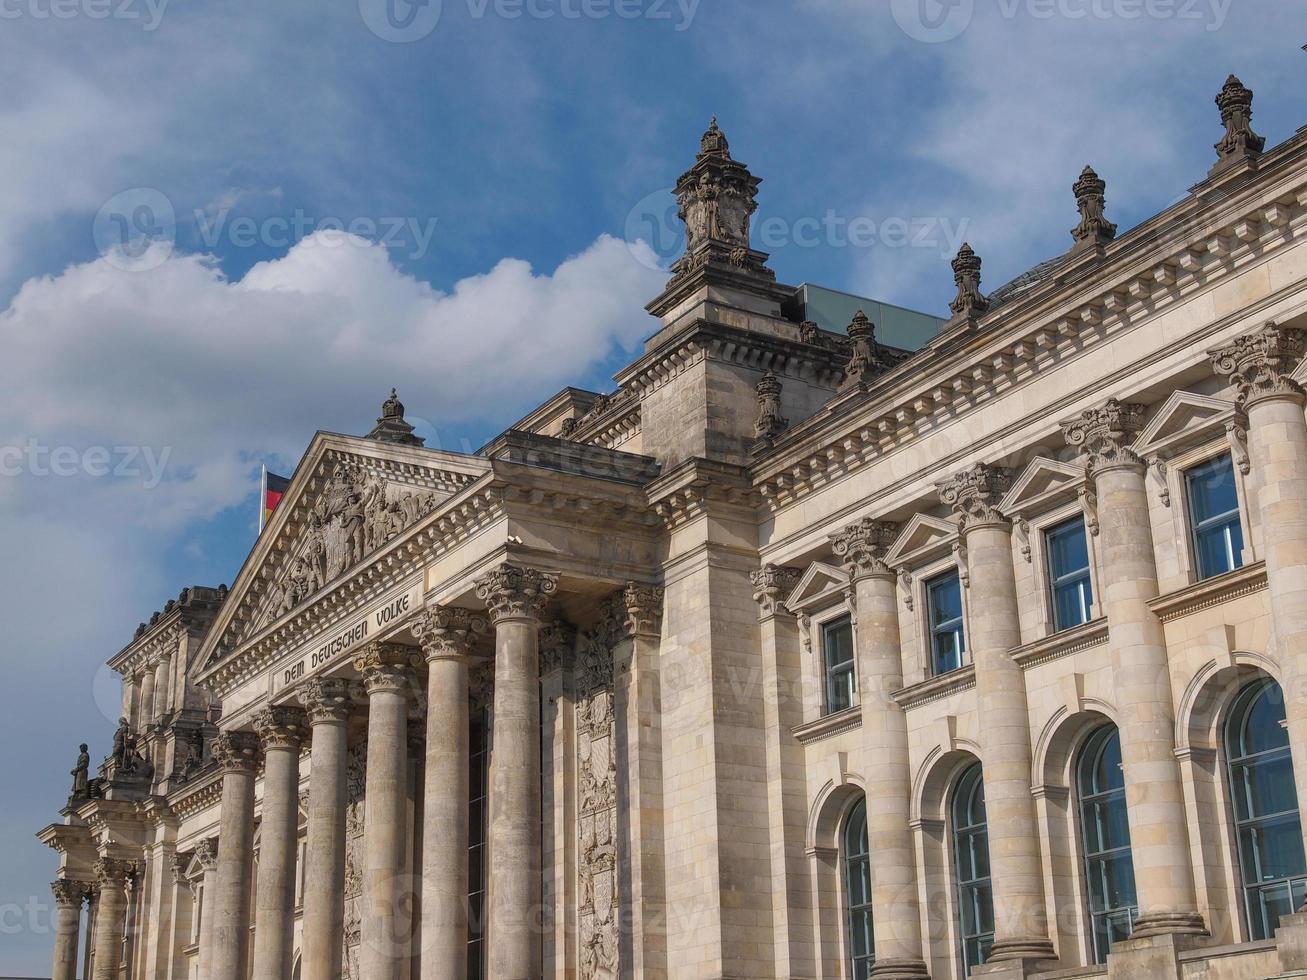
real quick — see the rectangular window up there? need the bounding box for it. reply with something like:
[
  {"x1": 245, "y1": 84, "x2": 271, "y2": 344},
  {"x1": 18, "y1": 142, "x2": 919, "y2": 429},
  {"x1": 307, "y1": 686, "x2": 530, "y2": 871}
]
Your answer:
[
  {"x1": 927, "y1": 572, "x2": 966, "y2": 676},
  {"x1": 1187, "y1": 454, "x2": 1245, "y2": 580},
  {"x1": 822, "y1": 616, "x2": 856, "y2": 714},
  {"x1": 1047, "y1": 517, "x2": 1093, "y2": 632}
]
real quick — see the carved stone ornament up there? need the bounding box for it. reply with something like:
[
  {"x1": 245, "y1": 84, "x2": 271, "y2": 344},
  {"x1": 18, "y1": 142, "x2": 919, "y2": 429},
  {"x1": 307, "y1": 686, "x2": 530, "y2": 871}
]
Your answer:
[
  {"x1": 94, "y1": 857, "x2": 135, "y2": 886},
  {"x1": 195, "y1": 838, "x2": 219, "y2": 871},
  {"x1": 938, "y1": 463, "x2": 1013, "y2": 531},
  {"x1": 169, "y1": 853, "x2": 190, "y2": 888},
  {"x1": 474, "y1": 564, "x2": 559, "y2": 623},
  {"x1": 841, "y1": 310, "x2": 894, "y2": 390},
  {"x1": 830, "y1": 517, "x2": 901, "y2": 581},
  {"x1": 1061, "y1": 399, "x2": 1149, "y2": 473},
  {"x1": 299, "y1": 676, "x2": 351, "y2": 725},
  {"x1": 412, "y1": 604, "x2": 487, "y2": 662},
  {"x1": 1071, "y1": 165, "x2": 1118, "y2": 250},
  {"x1": 367, "y1": 388, "x2": 425, "y2": 447},
  {"x1": 211, "y1": 730, "x2": 261, "y2": 773},
  {"x1": 753, "y1": 372, "x2": 788, "y2": 443},
  {"x1": 750, "y1": 564, "x2": 803, "y2": 617},
  {"x1": 51, "y1": 879, "x2": 91, "y2": 908},
  {"x1": 271, "y1": 462, "x2": 441, "y2": 621},
  {"x1": 253, "y1": 705, "x2": 308, "y2": 751},
  {"x1": 539, "y1": 619, "x2": 578, "y2": 674},
  {"x1": 353, "y1": 642, "x2": 419, "y2": 696},
  {"x1": 1213, "y1": 74, "x2": 1265, "y2": 169},
  {"x1": 1210, "y1": 322, "x2": 1307, "y2": 408},
  {"x1": 949, "y1": 243, "x2": 990, "y2": 320},
  {"x1": 621, "y1": 583, "x2": 665, "y2": 638}
]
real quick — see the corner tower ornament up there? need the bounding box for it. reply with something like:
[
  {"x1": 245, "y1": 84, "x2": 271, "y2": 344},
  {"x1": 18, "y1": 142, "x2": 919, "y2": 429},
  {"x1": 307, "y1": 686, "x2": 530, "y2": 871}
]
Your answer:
[
  {"x1": 474, "y1": 564, "x2": 559, "y2": 622},
  {"x1": 1071, "y1": 165, "x2": 1117, "y2": 251},
  {"x1": 1061, "y1": 399, "x2": 1149, "y2": 473},
  {"x1": 1212, "y1": 74, "x2": 1266, "y2": 174},
  {"x1": 367, "y1": 388, "x2": 425, "y2": 447},
  {"x1": 831, "y1": 517, "x2": 900, "y2": 580},
  {"x1": 948, "y1": 243, "x2": 990, "y2": 323},
  {"x1": 1210, "y1": 321, "x2": 1307, "y2": 407},
  {"x1": 669, "y1": 118, "x2": 775, "y2": 285},
  {"x1": 752, "y1": 372, "x2": 788, "y2": 448},
  {"x1": 938, "y1": 463, "x2": 1012, "y2": 530},
  {"x1": 840, "y1": 310, "x2": 892, "y2": 390}
]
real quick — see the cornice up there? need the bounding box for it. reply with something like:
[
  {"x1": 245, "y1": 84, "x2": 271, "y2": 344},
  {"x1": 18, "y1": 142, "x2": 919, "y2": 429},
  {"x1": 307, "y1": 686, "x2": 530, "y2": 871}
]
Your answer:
[
  {"x1": 792, "y1": 705, "x2": 862, "y2": 745},
  {"x1": 893, "y1": 664, "x2": 977, "y2": 711},
  {"x1": 645, "y1": 457, "x2": 760, "y2": 530},
  {"x1": 167, "y1": 768, "x2": 224, "y2": 822},
  {"x1": 751, "y1": 138, "x2": 1307, "y2": 508},
  {"x1": 1011, "y1": 619, "x2": 1110, "y2": 670},
  {"x1": 1149, "y1": 561, "x2": 1267, "y2": 623}
]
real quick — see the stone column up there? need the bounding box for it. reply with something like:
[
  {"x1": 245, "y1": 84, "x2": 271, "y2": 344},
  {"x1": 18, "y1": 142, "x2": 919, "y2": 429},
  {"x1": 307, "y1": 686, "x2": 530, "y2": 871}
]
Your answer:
[
  {"x1": 50, "y1": 880, "x2": 89, "y2": 980},
  {"x1": 251, "y1": 705, "x2": 308, "y2": 980},
  {"x1": 940, "y1": 465, "x2": 1057, "y2": 971},
  {"x1": 299, "y1": 677, "x2": 351, "y2": 980},
  {"x1": 1214, "y1": 325, "x2": 1307, "y2": 848},
  {"x1": 1063, "y1": 401, "x2": 1206, "y2": 939},
  {"x1": 138, "y1": 664, "x2": 157, "y2": 729},
  {"x1": 194, "y1": 840, "x2": 218, "y2": 980},
  {"x1": 152, "y1": 654, "x2": 173, "y2": 721},
  {"x1": 167, "y1": 855, "x2": 195, "y2": 980},
  {"x1": 412, "y1": 605, "x2": 487, "y2": 979},
  {"x1": 208, "y1": 731, "x2": 260, "y2": 980},
  {"x1": 475, "y1": 564, "x2": 558, "y2": 980},
  {"x1": 90, "y1": 858, "x2": 133, "y2": 980},
  {"x1": 832, "y1": 519, "x2": 931, "y2": 979},
  {"x1": 123, "y1": 675, "x2": 141, "y2": 730},
  {"x1": 354, "y1": 642, "x2": 418, "y2": 980}
]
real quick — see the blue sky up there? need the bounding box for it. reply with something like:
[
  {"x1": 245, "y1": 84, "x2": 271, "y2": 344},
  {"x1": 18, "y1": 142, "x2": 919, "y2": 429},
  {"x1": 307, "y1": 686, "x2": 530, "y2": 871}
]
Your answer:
[{"x1": 1, "y1": 0, "x2": 1303, "y2": 970}]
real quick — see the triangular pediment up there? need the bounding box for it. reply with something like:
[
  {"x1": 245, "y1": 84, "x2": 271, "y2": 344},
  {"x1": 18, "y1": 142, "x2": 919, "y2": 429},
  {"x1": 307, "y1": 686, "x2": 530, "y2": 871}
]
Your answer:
[
  {"x1": 1000, "y1": 457, "x2": 1086, "y2": 519},
  {"x1": 785, "y1": 561, "x2": 849, "y2": 614},
  {"x1": 198, "y1": 432, "x2": 490, "y2": 671},
  {"x1": 885, "y1": 513, "x2": 957, "y2": 569},
  {"x1": 1135, "y1": 391, "x2": 1242, "y2": 460}
]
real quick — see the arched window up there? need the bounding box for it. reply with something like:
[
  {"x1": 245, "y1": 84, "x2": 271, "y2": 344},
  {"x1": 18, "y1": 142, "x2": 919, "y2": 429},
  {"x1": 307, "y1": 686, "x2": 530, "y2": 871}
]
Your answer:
[
  {"x1": 1076, "y1": 725, "x2": 1137, "y2": 962},
  {"x1": 844, "y1": 798, "x2": 874, "y2": 979},
  {"x1": 952, "y1": 763, "x2": 994, "y2": 973},
  {"x1": 1225, "y1": 678, "x2": 1307, "y2": 940}
]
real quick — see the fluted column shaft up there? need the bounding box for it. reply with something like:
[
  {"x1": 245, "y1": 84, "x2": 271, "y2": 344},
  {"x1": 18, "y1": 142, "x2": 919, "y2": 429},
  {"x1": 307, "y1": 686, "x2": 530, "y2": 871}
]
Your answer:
[
  {"x1": 476, "y1": 564, "x2": 558, "y2": 980},
  {"x1": 1213, "y1": 325, "x2": 1307, "y2": 858},
  {"x1": 90, "y1": 860, "x2": 131, "y2": 980},
  {"x1": 300, "y1": 678, "x2": 351, "y2": 980},
  {"x1": 152, "y1": 655, "x2": 172, "y2": 721},
  {"x1": 209, "y1": 731, "x2": 260, "y2": 980},
  {"x1": 941, "y1": 465, "x2": 1055, "y2": 966},
  {"x1": 833, "y1": 520, "x2": 929, "y2": 979},
  {"x1": 355, "y1": 643, "x2": 417, "y2": 980},
  {"x1": 414, "y1": 606, "x2": 487, "y2": 978},
  {"x1": 251, "y1": 707, "x2": 307, "y2": 980},
  {"x1": 138, "y1": 668, "x2": 156, "y2": 729},
  {"x1": 50, "y1": 881, "x2": 87, "y2": 980}
]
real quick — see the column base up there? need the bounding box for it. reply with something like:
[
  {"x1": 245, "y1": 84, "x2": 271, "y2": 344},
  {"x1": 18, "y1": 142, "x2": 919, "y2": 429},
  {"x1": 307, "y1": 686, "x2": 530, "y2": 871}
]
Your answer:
[
  {"x1": 868, "y1": 956, "x2": 931, "y2": 979},
  {"x1": 1128, "y1": 910, "x2": 1208, "y2": 939},
  {"x1": 1276, "y1": 911, "x2": 1307, "y2": 972},
  {"x1": 973, "y1": 939, "x2": 1058, "y2": 978},
  {"x1": 1105, "y1": 930, "x2": 1204, "y2": 980}
]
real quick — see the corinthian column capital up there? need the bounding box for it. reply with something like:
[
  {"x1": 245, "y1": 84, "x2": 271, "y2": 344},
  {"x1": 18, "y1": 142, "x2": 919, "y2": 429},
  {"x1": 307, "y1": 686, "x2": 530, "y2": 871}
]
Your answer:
[
  {"x1": 474, "y1": 564, "x2": 558, "y2": 624},
  {"x1": 195, "y1": 838, "x2": 219, "y2": 872},
  {"x1": 353, "y1": 642, "x2": 418, "y2": 696},
  {"x1": 620, "y1": 583, "x2": 665, "y2": 638},
  {"x1": 938, "y1": 463, "x2": 1012, "y2": 532},
  {"x1": 831, "y1": 517, "x2": 900, "y2": 581},
  {"x1": 253, "y1": 705, "x2": 308, "y2": 751},
  {"x1": 51, "y1": 879, "x2": 90, "y2": 909},
  {"x1": 413, "y1": 605, "x2": 488, "y2": 663},
  {"x1": 1210, "y1": 321, "x2": 1307, "y2": 408},
  {"x1": 212, "y1": 731, "x2": 261, "y2": 773},
  {"x1": 1061, "y1": 398, "x2": 1148, "y2": 474},
  {"x1": 93, "y1": 857, "x2": 135, "y2": 887},
  {"x1": 750, "y1": 565, "x2": 802, "y2": 617}
]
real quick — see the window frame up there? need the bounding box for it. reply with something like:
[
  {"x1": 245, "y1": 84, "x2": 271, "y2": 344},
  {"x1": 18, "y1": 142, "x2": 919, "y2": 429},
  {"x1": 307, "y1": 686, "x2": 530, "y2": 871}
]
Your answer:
[
  {"x1": 1074, "y1": 724, "x2": 1138, "y2": 963},
  {"x1": 1183, "y1": 451, "x2": 1248, "y2": 582},
  {"x1": 1044, "y1": 514, "x2": 1096, "y2": 634},
  {"x1": 842, "y1": 797, "x2": 875, "y2": 979},
  {"x1": 951, "y1": 762, "x2": 994, "y2": 976},
  {"x1": 820, "y1": 613, "x2": 858, "y2": 716},
  {"x1": 923, "y1": 566, "x2": 967, "y2": 678},
  {"x1": 1162, "y1": 441, "x2": 1254, "y2": 585}
]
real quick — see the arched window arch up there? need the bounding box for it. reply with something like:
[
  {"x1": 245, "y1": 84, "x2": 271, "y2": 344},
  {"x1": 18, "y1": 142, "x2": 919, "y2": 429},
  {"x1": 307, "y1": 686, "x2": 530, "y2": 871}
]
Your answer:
[
  {"x1": 1225, "y1": 678, "x2": 1307, "y2": 939},
  {"x1": 1076, "y1": 725, "x2": 1137, "y2": 962},
  {"x1": 952, "y1": 763, "x2": 994, "y2": 973},
  {"x1": 843, "y1": 797, "x2": 874, "y2": 979}
]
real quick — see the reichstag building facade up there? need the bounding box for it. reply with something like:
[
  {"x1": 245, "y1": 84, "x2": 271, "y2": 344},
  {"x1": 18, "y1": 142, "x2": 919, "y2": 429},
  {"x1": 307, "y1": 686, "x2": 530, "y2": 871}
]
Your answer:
[{"x1": 37, "y1": 77, "x2": 1307, "y2": 979}]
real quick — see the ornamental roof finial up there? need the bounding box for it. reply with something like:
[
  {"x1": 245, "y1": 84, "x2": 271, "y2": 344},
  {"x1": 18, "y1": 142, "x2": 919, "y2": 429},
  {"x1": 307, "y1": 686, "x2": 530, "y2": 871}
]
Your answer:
[
  {"x1": 949, "y1": 243, "x2": 990, "y2": 322},
  {"x1": 1212, "y1": 74, "x2": 1265, "y2": 175},
  {"x1": 367, "y1": 387, "x2": 425, "y2": 447},
  {"x1": 700, "y1": 116, "x2": 730, "y2": 159},
  {"x1": 1071, "y1": 164, "x2": 1117, "y2": 252}
]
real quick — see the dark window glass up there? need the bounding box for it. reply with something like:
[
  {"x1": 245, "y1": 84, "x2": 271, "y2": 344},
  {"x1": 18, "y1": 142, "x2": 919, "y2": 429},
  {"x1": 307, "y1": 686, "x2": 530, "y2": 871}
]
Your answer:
[
  {"x1": 823, "y1": 616, "x2": 856, "y2": 714},
  {"x1": 953, "y1": 764, "x2": 994, "y2": 974},
  {"x1": 1226, "y1": 679, "x2": 1307, "y2": 940},
  {"x1": 928, "y1": 572, "x2": 966, "y2": 676},
  {"x1": 1047, "y1": 518, "x2": 1094, "y2": 631},
  {"x1": 1187, "y1": 454, "x2": 1245, "y2": 580},
  {"x1": 1077, "y1": 726, "x2": 1138, "y2": 962},
  {"x1": 844, "y1": 798, "x2": 875, "y2": 979}
]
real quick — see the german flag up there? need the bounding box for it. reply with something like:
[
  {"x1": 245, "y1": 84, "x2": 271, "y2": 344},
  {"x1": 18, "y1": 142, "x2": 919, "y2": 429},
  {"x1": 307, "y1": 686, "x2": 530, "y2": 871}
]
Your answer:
[{"x1": 260, "y1": 467, "x2": 291, "y2": 533}]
